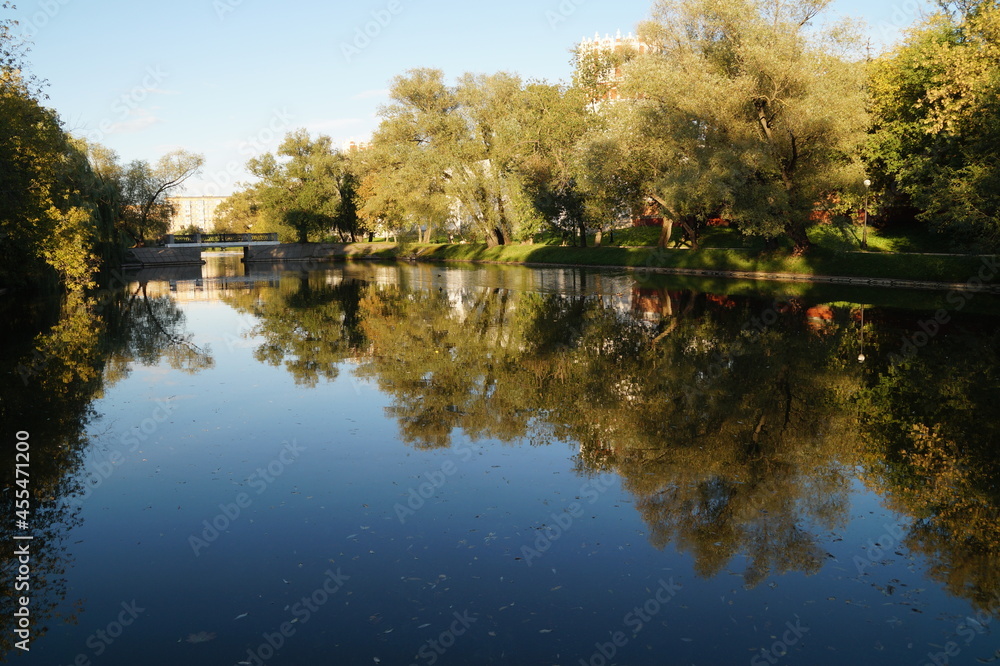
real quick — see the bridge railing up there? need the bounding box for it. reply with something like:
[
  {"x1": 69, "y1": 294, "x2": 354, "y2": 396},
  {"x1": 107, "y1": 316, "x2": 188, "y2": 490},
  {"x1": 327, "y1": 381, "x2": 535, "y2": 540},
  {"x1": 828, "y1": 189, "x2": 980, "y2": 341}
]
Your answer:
[{"x1": 163, "y1": 233, "x2": 279, "y2": 245}]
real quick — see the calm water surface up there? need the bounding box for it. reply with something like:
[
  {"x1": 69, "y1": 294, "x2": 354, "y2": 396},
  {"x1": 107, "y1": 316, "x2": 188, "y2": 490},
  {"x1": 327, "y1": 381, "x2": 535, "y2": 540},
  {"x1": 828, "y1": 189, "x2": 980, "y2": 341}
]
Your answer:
[{"x1": 3, "y1": 254, "x2": 1000, "y2": 665}]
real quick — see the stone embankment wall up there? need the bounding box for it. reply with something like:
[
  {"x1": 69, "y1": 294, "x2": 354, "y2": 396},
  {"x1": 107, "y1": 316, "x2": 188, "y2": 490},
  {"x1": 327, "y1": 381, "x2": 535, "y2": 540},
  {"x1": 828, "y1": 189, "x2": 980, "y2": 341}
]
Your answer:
[
  {"x1": 244, "y1": 243, "x2": 396, "y2": 262},
  {"x1": 123, "y1": 247, "x2": 205, "y2": 267}
]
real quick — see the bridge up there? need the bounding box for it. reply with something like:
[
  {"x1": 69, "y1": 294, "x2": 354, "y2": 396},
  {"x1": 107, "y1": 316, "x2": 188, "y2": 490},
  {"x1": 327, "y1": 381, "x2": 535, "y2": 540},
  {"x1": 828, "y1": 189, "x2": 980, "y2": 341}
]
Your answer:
[
  {"x1": 163, "y1": 232, "x2": 280, "y2": 248},
  {"x1": 124, "y1": 233, "x2": 282, "y2": 268}
]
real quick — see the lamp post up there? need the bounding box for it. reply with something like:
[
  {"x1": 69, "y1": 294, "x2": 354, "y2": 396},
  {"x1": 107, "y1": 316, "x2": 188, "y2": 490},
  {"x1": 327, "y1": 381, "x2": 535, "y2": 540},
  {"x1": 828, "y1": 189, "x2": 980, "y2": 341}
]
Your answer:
[
  {"x1": 861, "y1": 179, "x2": 871, "y2": 250},
  {"x1": 858, "y1": 306, "x2": 866, "y2": 363}
]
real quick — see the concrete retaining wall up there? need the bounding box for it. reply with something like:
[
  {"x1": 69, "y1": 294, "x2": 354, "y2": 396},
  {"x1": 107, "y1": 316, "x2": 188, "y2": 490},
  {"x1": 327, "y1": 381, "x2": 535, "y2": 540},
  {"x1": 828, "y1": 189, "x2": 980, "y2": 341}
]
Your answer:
[
  {"x1": 244, "y1": 243, "x2": 347, "y2": 263},
  {"x1": 123, "y1": 247, "x2": 205, "y2": 267}
]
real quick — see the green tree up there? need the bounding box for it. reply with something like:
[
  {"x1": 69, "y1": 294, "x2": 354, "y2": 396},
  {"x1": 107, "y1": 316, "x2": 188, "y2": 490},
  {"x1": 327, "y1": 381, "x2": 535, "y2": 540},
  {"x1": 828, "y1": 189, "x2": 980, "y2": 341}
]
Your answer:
[
  {"x1": 510, "y1": 82, "x2": 597, "y2": 245},
  {"x1": 867, "y1": 2, "x2": 1000, "y2": 250},
  {"x1": 82, "y1": 144, "x2": 204, "y2": 247},
  {"x1": 602, "y1": 0, "x2": 868, "y2": 254},
  {"x1": 363, "y1": 68, "x2": 461, "y2": 244},
  {"x1": 364, "y1": 70, "x2": 600, "y2": 246},
  {"x1": 0, "y1": 66, "x2": 105, "y2": 290},
  {"x1": 117, "y1": 150, "x2": 204, "y2": 246},
  {"x1": 214, "y1": 187, "x2": 273, "y2": 234},
  {"x1": 247, "y1": 130, "x2": 354, "y2": 244}
]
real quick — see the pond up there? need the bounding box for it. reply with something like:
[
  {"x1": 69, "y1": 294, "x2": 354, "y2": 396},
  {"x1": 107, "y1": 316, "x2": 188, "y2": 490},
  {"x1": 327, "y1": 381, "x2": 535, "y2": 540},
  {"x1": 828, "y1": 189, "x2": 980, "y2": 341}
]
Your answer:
[{"x1": 3, "y1": 254, "x2": 1000, "y2": 665}]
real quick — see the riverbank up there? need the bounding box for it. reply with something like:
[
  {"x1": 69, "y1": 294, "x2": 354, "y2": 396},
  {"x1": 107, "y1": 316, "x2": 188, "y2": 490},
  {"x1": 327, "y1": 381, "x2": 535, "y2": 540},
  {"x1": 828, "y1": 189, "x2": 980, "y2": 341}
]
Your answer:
[{"x1": 329, "y1": 242, "x2": 1000, "y2": 293}]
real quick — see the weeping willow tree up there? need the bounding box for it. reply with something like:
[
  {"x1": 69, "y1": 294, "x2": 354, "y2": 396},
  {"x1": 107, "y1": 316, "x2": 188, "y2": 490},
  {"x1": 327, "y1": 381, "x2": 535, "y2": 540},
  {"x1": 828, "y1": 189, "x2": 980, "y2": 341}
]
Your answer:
[{"x1": 591, "y1": 0, "x2": 869, "y2": 254}]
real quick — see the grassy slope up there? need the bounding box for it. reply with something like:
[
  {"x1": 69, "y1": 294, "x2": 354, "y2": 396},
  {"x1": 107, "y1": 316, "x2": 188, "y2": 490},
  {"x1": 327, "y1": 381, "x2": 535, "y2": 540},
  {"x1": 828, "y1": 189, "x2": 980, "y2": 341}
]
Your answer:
[{"x1": 340, "y1": 240, "x2": 993, "y2": 286}]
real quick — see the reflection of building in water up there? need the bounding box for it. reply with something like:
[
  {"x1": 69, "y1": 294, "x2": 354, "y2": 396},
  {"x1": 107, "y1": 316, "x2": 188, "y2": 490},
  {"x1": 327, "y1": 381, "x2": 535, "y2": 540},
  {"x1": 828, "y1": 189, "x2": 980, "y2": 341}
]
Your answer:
[
  {"x1": 806, "y1": 305, "x2": 836, "y2": 334},
  {"x1": 166, "y1": 196, "x2": 228, "y2": 233},
  {"x1": 632, "y1": 286, "x2": 689, "y2": 321},
  {"x1": 138, "y1": 275, "x2": 285, "y2": 302}
]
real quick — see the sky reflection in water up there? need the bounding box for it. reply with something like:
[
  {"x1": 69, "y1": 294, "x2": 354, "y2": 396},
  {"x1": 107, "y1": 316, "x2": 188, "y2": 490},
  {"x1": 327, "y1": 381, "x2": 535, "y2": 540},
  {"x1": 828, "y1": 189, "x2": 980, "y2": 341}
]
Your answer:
[{"x1": 4, "y1": 256, "x2": 1000, "y2": 665}]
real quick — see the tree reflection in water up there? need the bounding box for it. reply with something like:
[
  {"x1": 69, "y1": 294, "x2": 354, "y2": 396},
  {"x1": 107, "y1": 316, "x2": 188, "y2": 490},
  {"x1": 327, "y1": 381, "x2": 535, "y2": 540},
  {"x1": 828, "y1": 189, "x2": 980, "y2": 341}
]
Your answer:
[
  {"x1": 221, "y1": 274, "x2": 997, "y2": 600},
  {"x1": 8, "y1": 264, "x2": 1000, "y2": 651},
  {"x1": 222, "y1": 267, "x2": 1000, "y2": 612},
  {"x1": 0, "y1": 282, "x2": 213, "y2": 654}
]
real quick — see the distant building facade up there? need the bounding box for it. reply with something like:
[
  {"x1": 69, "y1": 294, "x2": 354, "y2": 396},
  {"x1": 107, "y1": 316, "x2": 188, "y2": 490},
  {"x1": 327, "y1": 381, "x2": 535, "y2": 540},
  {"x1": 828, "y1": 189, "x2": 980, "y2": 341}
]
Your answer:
[
  {"x1": 577, "y1": 30, "x2": 656, "y2": 106},
  {"x1": 166, "y1": 196, "x2": 228, "y2": 233}
]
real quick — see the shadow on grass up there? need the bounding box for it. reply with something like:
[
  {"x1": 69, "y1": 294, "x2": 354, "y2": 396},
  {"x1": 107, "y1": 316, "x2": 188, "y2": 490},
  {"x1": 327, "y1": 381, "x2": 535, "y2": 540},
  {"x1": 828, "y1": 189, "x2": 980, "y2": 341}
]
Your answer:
[{"x1": 336, "y1": 240, "x2": 995, "y2": 289}]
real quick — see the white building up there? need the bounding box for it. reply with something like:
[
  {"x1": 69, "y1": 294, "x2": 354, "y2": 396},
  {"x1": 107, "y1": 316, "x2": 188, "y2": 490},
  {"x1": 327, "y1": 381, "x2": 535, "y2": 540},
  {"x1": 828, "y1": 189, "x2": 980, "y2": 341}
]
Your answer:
[{"x1": 166, "y1": 196, "x2": 228, "y2": 233}]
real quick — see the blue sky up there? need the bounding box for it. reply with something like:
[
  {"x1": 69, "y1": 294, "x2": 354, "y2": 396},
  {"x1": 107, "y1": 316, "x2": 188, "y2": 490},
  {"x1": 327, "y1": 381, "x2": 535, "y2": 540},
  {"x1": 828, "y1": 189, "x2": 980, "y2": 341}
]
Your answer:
[{"x1": 10, "y1": 0, "x2": 933, "y2": 196}]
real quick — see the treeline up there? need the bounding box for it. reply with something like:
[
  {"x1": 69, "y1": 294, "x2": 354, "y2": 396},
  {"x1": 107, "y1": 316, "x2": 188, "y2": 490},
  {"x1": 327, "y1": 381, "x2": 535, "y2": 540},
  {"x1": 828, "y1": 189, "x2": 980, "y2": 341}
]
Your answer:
[
  {"x1": 0, "y1": 5, "x2": 203, "y2": 293},
  {"x1": 219, "y1": 0, "x2": 1000, "y2": 256}
]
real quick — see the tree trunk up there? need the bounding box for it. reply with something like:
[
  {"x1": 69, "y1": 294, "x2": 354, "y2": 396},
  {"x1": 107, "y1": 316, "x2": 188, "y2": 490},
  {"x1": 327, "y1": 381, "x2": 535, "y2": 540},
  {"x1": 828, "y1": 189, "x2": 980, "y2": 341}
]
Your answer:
[
  {"x1": 657, "y1": 220, "x2": 674, "y2": 249},
  {"x1": 578, "y1": 220, "x2": 587, "y2": 247},
  {"x1": 785, "y1": 219, "x2": 811, "y2": 256},
  {"x1": 594, "y1": 228, "x2": 603, "y2": 247},
  {"x1": 679, "y1": 218, "x2": 699, "y2": 250}
]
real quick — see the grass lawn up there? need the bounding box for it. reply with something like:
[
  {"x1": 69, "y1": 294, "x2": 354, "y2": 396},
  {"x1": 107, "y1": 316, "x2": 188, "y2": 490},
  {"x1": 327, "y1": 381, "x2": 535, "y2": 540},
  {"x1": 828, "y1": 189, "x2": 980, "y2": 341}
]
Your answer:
[{"x1": 337, "y1": 225, "x2": 995, "y2": 286}]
